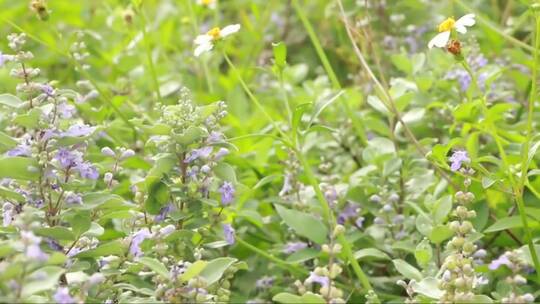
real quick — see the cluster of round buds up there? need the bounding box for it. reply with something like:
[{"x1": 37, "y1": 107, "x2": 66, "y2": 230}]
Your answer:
[
  {"x1": 295, "y1": 265, "x2": 345, "y2": 303},
  {"x1": 439, "y1": 163, "x2": 478, "y2": 302},
  {"x1": 101, "y1": 146, "x2": 135, "y2": 187},
  {"x1": 70, "y1": 32, "x2": 90, "y2": 70},
  {"x1": 371, "y1": 192, "x2": 407, "y2": 240},
  {"x1": 490, "y1": 249, "x2": 535, "y2": 303}
]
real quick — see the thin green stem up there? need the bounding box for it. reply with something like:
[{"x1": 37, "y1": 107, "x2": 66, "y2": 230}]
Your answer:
[
  {"x1": 336, "y1": 0, "x2": 456, "y2": 189},
  {"x1": 222, "y1": 51, "x2": 291, "y2": 143},
  {"x1": 296, "y1": 152, "x2": 373, "y2": 292},
  {"x1": 236, "y1": 238, "x2": 307, "y2": 276},
  {"x1": 138, "y1": 8, "x2": 162, "y2": 106},
  {"x1": 292, "y1": 0, "x2": 368, "y2": 146},
  {"x1": 278, "y1": 70, "x2": 293, "y2": 125},
  {"x1": 462, "y1": 56, "x2": 540, "y2": 280},
  {"x1": 187, "y1": 0, "x2": 214, "y2": 93}
]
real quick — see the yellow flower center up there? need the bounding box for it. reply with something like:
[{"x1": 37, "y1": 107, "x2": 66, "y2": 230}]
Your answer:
[
  {"x1": 438, "y1": 17, "x2": 455, "y2": 32},
  {"x1": 202, "y1": 0, "x2": 214, "y2": 5},
  {"x1": 207, "y1": 27, "x2": 221, "y2": 40}
]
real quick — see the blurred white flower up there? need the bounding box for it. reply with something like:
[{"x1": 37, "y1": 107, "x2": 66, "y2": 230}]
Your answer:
[
  {"x1": 197, "y1": 0, "x2": 216, "y2": 9},
  {"x1": 194, "y1": 24, "x2": 241, "y2": 57},
  {"x1": 428, "y1": 14, "x2": 475, "y2": 49}
]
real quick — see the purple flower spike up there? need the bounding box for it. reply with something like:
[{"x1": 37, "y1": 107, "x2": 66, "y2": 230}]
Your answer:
[
  {"x1": 449, "y1": 150, "x2": 470, "y2": 171},
  {"x1": 218, "y1": 182, "x2": 235, "y2": 206},
  {"x1": 223, "y1": 223, "x2": 235, "y2": 245},
  {"x1": 55, "y1": 148, "x2": 82, "y2": 169}
]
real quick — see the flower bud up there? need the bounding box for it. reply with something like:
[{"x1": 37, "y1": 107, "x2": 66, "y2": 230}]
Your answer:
[
  {"x1": 333, "y1": 225, "x2": 345, "y2": 237},
  {"x1": 104, "y1": 172, "x2": 113, "y2": 184},
  {"x1": 101, "y1": 147, "x2": 115, "y2": 157},
  {"x1": 121, "y1": 149, "x2": 135, "y2": 160}
]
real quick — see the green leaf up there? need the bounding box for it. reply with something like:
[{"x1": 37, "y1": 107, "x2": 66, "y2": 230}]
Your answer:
[
  {"x1": 392, "y1": 259, "x2": 423, "y2": 281},
  {"x1": 214, "y1": 163, "x2": 237, "y2": 183},
  {"x1": 199, "y1": 257, "x2": 237, "y2": 285},
  {"x1": 354, "y1": 248, "x2": 390, "y2": 260},
  {"x1": 273, "y1": 292, "x2": 325, "y2": 304},
  {"x1": 69, "y1": 213, "x2": 91, "y2": 237},
  {"x1": 0, "y1": 94, "x2": 23, "y2": 107},
  {"x1": 12, "y1": 108, "x2": 42, "y2": 129},
  {"x1": 432, "y1": 195, "x2": 452, "y2": 224},
  {"x1": 275, "y1": 204, "x2": 328, "y2": 244},
  {"x1": 410, "y1": 277, "x2": 443, "y2": 299},
  {"x1": 429, "y1": 225, "x2": 453, "y2": 244},
  {"x1": 138, "y1": 257, "x2": 169, "y2": 279},
  {"x1": 0, "y1": 131, "x2": 17, "y2": 152},
  {"x1": 0, "y1": 157, "x2": 39, "y2": 180},
  {"x1": 415, "y1": 239, "x2": 433, "y2": 267},
  {"x1": 272, "y1": 42, "x2": 287, "y2": 68},
  {"x1": 175, "y1": 126, "x2": 207, "y2": 145},
  {"x1": 145, "y1": 180, "x2": 170, "y2": 215},
  {"x1": 180, "y1": 260, "x2": 208, "y2": 282},
  {"x1": 34, "y1": 227, "x2": 76, "y2": 241},
  {"x1": 484, "y1": 216, "x2": 522, "y2": 233},
  {"x1": 0, "y1": 186, "x2": 25, "y2": 202},
  {"x1": 286, "y1": 248, "x2": 321, "y2": 263},
  {"x1": 273, "y1": 292, "x2": 303, "y2": 303},
  {"x1": 75, "y1": 240, "x2": 124, "y2": 258},
  {"x1": 21, "y1": 266, "x2": 65, "y2": 297}
]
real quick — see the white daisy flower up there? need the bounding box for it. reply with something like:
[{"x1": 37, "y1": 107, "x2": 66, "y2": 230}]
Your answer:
[
  {"x1": 194, "y1": 24, "x2": 241, "y2": 57},
  {"x1": 428, "y1": 14, "x2": 475, "y2": 49},
  {"x1": 196, "y1": 0, "x2": 216, "y2": 9}
]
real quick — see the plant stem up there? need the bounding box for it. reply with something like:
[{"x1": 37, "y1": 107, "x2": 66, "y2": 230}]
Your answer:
[
  {"x1": 138, "y1": 7, "x2": 162, "y2": 106},
  {"x1": 336, "y1": 0, "x2": 457, "y2": 189},
  {"x1": 292, "y1": 0, "x2": 368, "y2": 146},
  {"x1": 222, "y1": 51, "x2": 291, "y2": 143},
  {"x1": 296, "y1": 152, "x2": 373, "y2": 292}
]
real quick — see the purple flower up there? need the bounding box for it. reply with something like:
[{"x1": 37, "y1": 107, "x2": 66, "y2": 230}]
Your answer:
[
  {"x1": 53, "y1": 287, "x2": 75, "y2": 304},
  {"x1": 21, "y1": 231, "x2": 48, "y2": 261},
  {"x1": 185, "y1": 146, "x2": 213, "y2": 163},
  {"x1": 449, "y1": 150, "x2": 470, "y2": 171},
  {"x1": 46, "y1": 238, "x2": 63, "y2": 251},
  {"x1": 218, "y1": 182, "x2": 235, "y2": 205},
  {"x1": 283, "y1": 241, "x2": 307, "y2": 254},
  {"x1": 207, "y1": 131, "x2": 223, "y2": 143},
  {"x1": 55, "y1": 148, "x2": 82, "y2": 168},
  {"x1": 255, "y1": 276, "x2": 274, "y2": 289},
  {"x1": 279, "y1": 173, "x2": 293, "y2": 196},
  {"x1": 40, "y1": 84, "x2": 54, "y2": 96},
  {"x1": 61, "y1": 124, "x2": 96, "y2": 137},
  {"x1": 337, "y1": 203, "x2": 359, "y2": 224},
  {"x1": 57, "y1": 103, "x2": 76, "y2": 119},
  {"x1": 65, "y1": 192, "x2": 83, "y2": 205},
  {"x1": 222, "y1": 223, "x2": 235, "y2": 245},
  {"x1": 7, "y1": 142, "x2": 31, "y2": 157},
  {"x1": 76, "y1": 162, "x2": 99, "y2": 180},
  {"x1": 129, "y1": 228, "x2": 151, "y2": 257},
  {"x1": 489, "y1": 254, "x2": 513, "y2": 270},
  {"x1": 155, "y1": 204, "x2": 174, "y2": 222},
  {"x1": 26, "y1": 244, "x2": 49, "y2": 261},
  {"x1": 214, "y1": 147, "x2": 229, "y2": 160},
  {"x1": 306, "y1": 272, "x2": 329, "y2": 287},
  {"x1": 355, "y1": 217, "x2": 365, "y2": 228}
]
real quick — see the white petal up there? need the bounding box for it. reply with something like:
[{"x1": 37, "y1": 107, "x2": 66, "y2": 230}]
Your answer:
[
  {"x1": 455, "y1": 25, "x2": 467, "y2": 34},
  {"x1": 194, "y1": 42, "x2": 214, "y2": 57},
  {"x1": 194, "y1": 34, "x2": 212, "y2": 45},
  {"x1": 428, "y1": 31, "x2": 450, "y2": 49},
  {"x1": 220, "y1": 24, "x2": 241, "y2": 37},
  {"x1": 455, "y1": 14, "x2": 475, "y2": 28}
]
